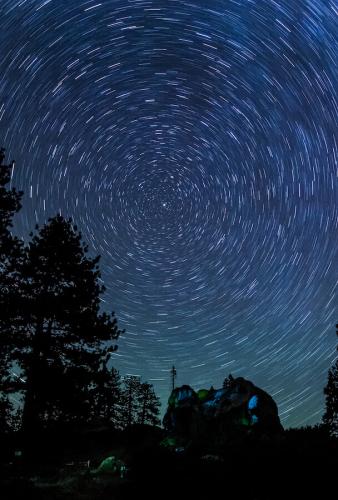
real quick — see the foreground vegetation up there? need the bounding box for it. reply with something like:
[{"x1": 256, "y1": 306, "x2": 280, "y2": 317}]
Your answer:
[{"x1": 1, "y1": 424, "x2": 337, "y2": 500}]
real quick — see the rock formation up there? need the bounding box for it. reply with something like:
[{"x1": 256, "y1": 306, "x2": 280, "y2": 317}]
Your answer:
[{"x1": 163, "y1": 377, "x2": 283, "y2": 443}]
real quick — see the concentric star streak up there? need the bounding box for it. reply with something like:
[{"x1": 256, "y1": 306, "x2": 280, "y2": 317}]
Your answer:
[{"x1": 1, "y1": 0, "x2": 337, "y2": 427}]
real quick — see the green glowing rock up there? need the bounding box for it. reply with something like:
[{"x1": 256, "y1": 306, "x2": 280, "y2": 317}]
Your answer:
[
  {"x1": 91, "y1": 456, "x2": 126, "y2": 476},
  {"x1": 197, "y1": 389, "x2": 210, "y2": 402},
  {"x1": 160, "y1": 436, "x2": 177, "y2": 448}
]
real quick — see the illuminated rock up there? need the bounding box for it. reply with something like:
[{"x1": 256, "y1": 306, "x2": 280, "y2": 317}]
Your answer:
[
  {"x1": 163, "y1": 384, "x2": 199, "y2": 436},
  {"x1": 163, "y1": 377, "x2": 283, "y2": 440}
]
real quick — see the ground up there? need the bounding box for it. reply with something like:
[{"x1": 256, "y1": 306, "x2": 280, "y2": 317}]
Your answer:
[{"x1": 1, "y1": 425, "x2": 337, "y2": 499}]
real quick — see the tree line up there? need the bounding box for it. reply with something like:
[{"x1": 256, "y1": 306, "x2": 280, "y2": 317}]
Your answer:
[{"x1": 0, "y1": 148, "x2": 160, "y2": 439}]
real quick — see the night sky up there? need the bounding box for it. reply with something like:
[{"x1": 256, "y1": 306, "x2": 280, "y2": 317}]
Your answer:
[{"x1": 1, "y1": 0, "x2": 337, "y2": 428}]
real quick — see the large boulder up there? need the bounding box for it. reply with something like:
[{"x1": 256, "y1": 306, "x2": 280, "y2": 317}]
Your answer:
[
  {"x1": 163, "y1": 385, "x2": 200, "y2": 437},
  {"x1": 163, "y1": 377, "x2": 283, "y2": 442}
]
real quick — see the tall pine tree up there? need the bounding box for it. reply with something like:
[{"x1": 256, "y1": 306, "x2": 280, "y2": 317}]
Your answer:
[
  {"x1": 323, "y1": 325, "x2": 338, "y2": 436},
  {"x1": 137, "y1": 382, "x2": 161, "y2": 426},
  {"x1": 121, "y1": 376, "x2": 141, "y2": 429},
  {"x1": 0, "y1": 148, "x2": 23, "y2": 263},
  {"x1": 91, "y1": 365, "x2": 123, "y2": 428},
  {"x1": 15, "y1": 215, "x2": 124, "y2": 434},
  {"x1": 323, "y1": 360, "x2": 338, "y2": 437},
  {"x1": 120, "y1": 377, "x2": 161, "y2": 428},
  {"x1": 0, "y1": 148, "x2": 23, "y2": 431}
]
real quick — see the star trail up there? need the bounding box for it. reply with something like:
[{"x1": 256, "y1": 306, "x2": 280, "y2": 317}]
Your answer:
[{"x1": 0, "y1": 0, "x2": 337, "y2": 427}]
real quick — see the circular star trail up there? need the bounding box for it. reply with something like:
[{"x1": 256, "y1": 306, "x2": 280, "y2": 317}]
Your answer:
[{"x1": 1, "y1": 0, "x2": 337, "y2": 427}]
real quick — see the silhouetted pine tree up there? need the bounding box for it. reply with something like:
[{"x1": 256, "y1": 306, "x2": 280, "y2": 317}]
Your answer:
[
  {"x1": 91, "y1": 365, "x2": 123, "y2": 428},
  {"x1": 120, "y1": 377, "x2": 161, "y2": 428},
  {"x1": 323, "y1": 359, "x2": 338, "y2": 436},
  {"x1": 121, "y1": 376, "x2": 141, "y2": 428},
  {"x1": 222, "y1": 373, "x2": 234, "y2": 389},
  {"x1": 137, "y1": 382, "x2": 161, "y2": 426},
  {"x1": 15, "y1": 215, "x2": 124, "y2": 435},
  {"x1": 47, "y1": 346, "x2": 102, "y2": 425},
  {"x1": 0, "y1": 148, "x2": 23, "y2": 263},
  {"x1": 0, "y1": 148, "x2": 23, "y2": 429}
]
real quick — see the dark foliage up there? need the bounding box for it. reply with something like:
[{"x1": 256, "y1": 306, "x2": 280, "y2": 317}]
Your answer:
[
  {"x1": 322, "y1": 325, "x2": 338, "y2": 436},
  {"x1": 120, "y1": 376, "x2": 141, "y2": 429},
  {"x1": 15, "y1": 215, "x2": 124, "y2": 435},
  {"x1": 323, "y1": 359, "x2": 338, "y2": 436},
  {"x1": 91, "y1": 365, "x2": 123, "y2": 428},
  {"x1": 121, "y1": 377, "x2": 161, "y2": 428},
  {"x1": 0, "y1": 148, "x2": 23, "y2": 430},
  {"x1": 137, "y1": 382, "x2": 161, "y2": 426},
  {"x1": 0, "y1": 148, "x2": 23, "y2": 258},
  {"x1": 2, "y1": 422, "x2": 337, "y2": 500},
  {"x1": 222, "y1": 373, "x2": 234, "y2": 389}
]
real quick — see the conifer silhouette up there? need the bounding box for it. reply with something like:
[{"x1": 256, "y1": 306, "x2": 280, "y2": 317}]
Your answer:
[
  {"x1": 323, "y1": 325, "x2": 338, "y2": 436},
  {"x1": 0, "y1": 148, "x2": 23, "y2": 430},
  {"x1": 16, "y1": 215, "x2": 124, "y2": 434}
]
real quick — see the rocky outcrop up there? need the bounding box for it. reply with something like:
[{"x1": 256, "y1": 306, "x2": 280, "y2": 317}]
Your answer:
[{"x1": 163, "y1": 377, "x2": 283, "y2": 442}]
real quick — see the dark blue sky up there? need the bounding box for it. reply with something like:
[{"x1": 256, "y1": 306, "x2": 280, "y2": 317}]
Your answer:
[{"x1": 1, "y1": 0, "x2": 337, "y2": 427}]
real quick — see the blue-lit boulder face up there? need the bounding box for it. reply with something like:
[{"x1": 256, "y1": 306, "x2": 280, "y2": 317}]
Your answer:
[
  {"x1": 163, "y1": 377, "x2": 283, "y2": 443},
  {"x1": 163, "y1": 385, "x2": 200, "y2": 436}
]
